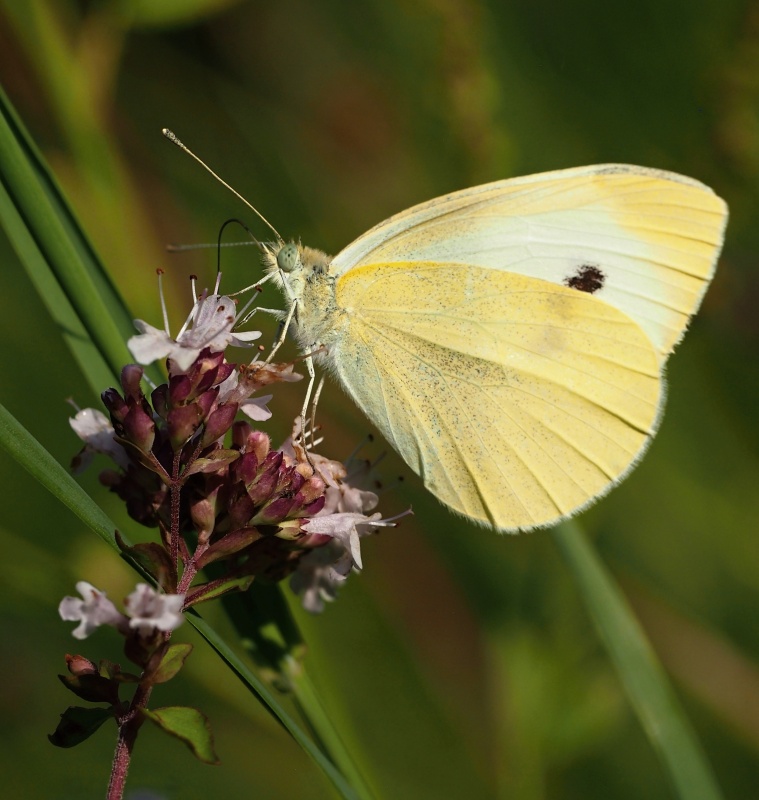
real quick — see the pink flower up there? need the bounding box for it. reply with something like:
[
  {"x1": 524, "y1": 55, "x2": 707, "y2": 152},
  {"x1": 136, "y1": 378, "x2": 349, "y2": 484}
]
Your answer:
[{"x1": 128, "y1": 293, "x2": 261, "y2": 373}]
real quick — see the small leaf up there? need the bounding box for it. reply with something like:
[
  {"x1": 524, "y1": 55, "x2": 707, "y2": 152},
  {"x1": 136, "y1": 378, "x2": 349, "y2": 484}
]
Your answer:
[
  {"x1": 152, "y1": 643, "x2": 193, "y2": 685},
  {"x1": 48, "y1": 706, "x2": 113, "y2": 748},
  {"x1": 196, "y1": 528, "x2": 262, "y2": 568},
  {"x1": 185, "y1": 575, "x2": 254, "y2": 607},
  {"x1": 98, "y1": 658, "x2": 139, "y2": 683},
  {"x1": 98, "y1": 659, "x2": 122, "y2": 679},
  {"x1": 116, "y1": 532, "x2": 177, "y2": 592},
  {"x1": 58, "y1": 673, "x2": 120, "y2": 705},
  {"x1": 141, "y1": 706, "x2": 219, "y2": 764},
  {"x1": 183, "y1": 449, "x2": 240, "y2": 477}
]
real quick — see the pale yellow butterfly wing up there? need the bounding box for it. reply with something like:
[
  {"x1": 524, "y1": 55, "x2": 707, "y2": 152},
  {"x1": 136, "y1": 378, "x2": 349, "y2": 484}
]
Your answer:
[
  {"x1": 329, "y1": 262, "x2": 661, "y2": 531},
  {"x1": 291, "y1": 164, "x2": 727, "y2": 530},
  {"x1": 330, "y1": 165, "x2": 728, "y2": 361}
]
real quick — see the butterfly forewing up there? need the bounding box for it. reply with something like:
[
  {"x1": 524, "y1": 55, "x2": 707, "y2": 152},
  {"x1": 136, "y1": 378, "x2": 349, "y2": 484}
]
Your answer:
[{"x1": 330, "y1": 165, "x2": 727, "y2": 361}]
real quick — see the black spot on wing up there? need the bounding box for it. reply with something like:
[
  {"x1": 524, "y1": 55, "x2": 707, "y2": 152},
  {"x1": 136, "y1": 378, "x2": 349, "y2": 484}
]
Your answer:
[{"x1": 564, "y1": 264, "x2": 605, "y2": 294}]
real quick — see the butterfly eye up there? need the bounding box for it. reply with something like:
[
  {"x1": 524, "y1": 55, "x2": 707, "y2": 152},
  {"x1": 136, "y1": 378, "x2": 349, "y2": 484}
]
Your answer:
[{"x1": 277, "y1": 243, "x2": 300, "y2": 273}]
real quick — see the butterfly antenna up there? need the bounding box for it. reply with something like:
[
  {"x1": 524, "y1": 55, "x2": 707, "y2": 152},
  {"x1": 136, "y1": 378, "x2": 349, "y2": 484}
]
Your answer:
[
  {"x1": 162, "y1": 128, "x2": 284, "y2": 244},
  {"x1": 166, "y1": 241, "x2": 260, "y2": 252}
]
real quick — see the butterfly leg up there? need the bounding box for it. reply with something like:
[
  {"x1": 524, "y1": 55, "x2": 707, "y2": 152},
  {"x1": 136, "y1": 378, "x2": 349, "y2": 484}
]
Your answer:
[
  {"x1": 237, "y1": 306, "x2": 281, "y2": 327},
  {"x1": 299, "y1": 350, "x2": 316, "y2": 436},
  {"x1": 308, "y1": 375, "x2": 326, "y2": 450},
  {"x1": 265, "y1": 298, "x2": 297, "y2": 363}
]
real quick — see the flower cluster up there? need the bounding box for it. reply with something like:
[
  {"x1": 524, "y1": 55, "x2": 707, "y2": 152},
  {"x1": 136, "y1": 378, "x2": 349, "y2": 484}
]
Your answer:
[
  {"x1": 55, "y1": 271, "x2": 406, "y2": 790},
  {"x1": 69, "y1": 282, "x2": 398, "y2": 612}
]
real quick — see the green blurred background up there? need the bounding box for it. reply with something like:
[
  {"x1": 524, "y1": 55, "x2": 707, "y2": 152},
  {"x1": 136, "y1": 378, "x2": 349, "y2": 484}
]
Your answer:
[{"x1": 1, "y1": 0, "x2": 758, "y2": 797}]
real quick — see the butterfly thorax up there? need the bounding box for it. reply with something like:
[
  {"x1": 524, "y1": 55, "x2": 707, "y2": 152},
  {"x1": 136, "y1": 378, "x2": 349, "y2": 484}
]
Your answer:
[{"x1": 269, "y1": 243, "x2": 347, "y2": 361}]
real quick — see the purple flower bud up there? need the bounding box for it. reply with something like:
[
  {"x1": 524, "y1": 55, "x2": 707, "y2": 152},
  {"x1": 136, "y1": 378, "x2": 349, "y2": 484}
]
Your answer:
[
  {"x1": 300, "y1": 495, "x2": 327, "y2": 517},
  {"x1": 300, "y1": 476, "x2": 327, "y2": 505},
  {"x1": 215, "y1": 362, "x2": 236, "y2": 385},
  {"x1": 101, "y1": 388, "x2": 128, "y2": 423},
  {"x1": 227, "y1": 489, "x2": 256, "y2": 529},
  {"x1": 231, "y1": 420, "x2": 252, "y2": 449},
  {"x1": 65, "y1": 654, "x2": 98, "y2": 676},
  {"x1": 167, "y1": 404, "x2": 203, "y2": 448},
  {"x1": 123, "y1": 404, "x2": 156, "y2": 453},
  {"x1": 246, "y1": 451, "x2": 284, "y2": 505},
  {"x1": 246, "y1": 430, "x2": 271, "y2": 464},
  {"x1": 169, "y1": 373, "x2": 193, "y2": 405},
  {"x1": 195, "y1": 388, "x2": 218, "y2": 419},
  {"x1": 190, "y1": 497, "x2": 217, "y2": 540},
  {"x1": 193, "y1": 351, "x2": 226, "y2": 394},
  {"x1": 151, "y1": 384, "x2": 169, "y2": 419},
  {"x1": 202, "y1": 402, "x2": 239, "y2": 447},
  {"x1": 232, "y1": 451, "x2": 259, "y2": 486},
  {"x1": 255, "y1": 494, "x2": 298, "y2": 524},
  {"x1": 120, "y1": 365, "x2": 145, "y2": 402}
]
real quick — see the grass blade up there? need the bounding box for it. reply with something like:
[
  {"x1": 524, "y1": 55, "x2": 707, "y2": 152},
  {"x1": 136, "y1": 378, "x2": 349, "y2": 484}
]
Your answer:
[{"x1": 552, "y1": 520, "x2": 723, "y2": 800}]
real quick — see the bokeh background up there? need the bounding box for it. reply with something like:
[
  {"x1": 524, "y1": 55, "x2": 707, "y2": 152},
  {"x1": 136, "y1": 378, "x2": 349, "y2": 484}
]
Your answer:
[{"x1": 1, "y1": 1, "x2": 758, "y2": 798}]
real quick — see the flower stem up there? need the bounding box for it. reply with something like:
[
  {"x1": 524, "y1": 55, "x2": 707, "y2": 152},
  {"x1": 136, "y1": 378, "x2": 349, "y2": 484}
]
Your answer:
[
  {"x1": 169, "y1": 450, "x2": 182, "y2": 569},
  {"x1": 106, "y1": 683, "x2": 153, "y2": 800}
]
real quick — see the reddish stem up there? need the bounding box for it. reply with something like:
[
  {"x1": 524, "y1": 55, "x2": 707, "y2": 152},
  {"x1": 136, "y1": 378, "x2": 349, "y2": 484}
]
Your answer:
[
  {"x1": 106, "y1": 683, "x2": 153, "y2": 800},
  {"x1": 169, "y1": 450, "x2": 182, "y2": 568}
]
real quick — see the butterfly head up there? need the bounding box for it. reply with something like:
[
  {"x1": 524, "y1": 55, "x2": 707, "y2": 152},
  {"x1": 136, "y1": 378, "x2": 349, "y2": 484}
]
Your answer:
[
  {"x1": 276, "y1": 242, "x2": 301, "y2": 273},
  {"x1": 264, "y1": 241, "x2": 333, "y2": 300}
]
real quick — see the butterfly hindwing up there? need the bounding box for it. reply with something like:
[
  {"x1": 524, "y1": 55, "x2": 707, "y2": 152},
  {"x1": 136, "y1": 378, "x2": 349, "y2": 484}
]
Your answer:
[{"x1": 330, "y1": 262, "x2": 661, "y2": 531}]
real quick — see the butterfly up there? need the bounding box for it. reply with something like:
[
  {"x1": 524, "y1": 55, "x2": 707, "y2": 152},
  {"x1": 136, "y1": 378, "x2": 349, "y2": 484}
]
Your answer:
[{"x1": 262, "y1": 164, "x2": 727, "y2": 533}]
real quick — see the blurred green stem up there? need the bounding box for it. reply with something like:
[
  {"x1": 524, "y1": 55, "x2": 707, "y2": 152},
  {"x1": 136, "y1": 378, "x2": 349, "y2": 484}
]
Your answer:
[
  {"x1": 2, "y1": 0, "x2": 163, "y2": 308},
  {"x1": 552, "y1": 521, "x2": 723, "y2": 800},
  {"x1": 291, "y1": 669, "x2": 377, "y2": 800}
]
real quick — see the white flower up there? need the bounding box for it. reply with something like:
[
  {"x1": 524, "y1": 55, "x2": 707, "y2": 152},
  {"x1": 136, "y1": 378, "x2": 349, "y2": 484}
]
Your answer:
[
  {"x1": 59, "y1": 582, "x2": 126, "y2": 640},
  {"x1": 124, "y1": 584, "x2": 185, "y2": 635},
  {"x1": 289, "y1": 543, "x2": 351, "y2": 613},
  {"x1": 239, "y1": 394, "x2": 274, "y2": 421},
  {"x1": 69, "y1": 408, "x2": 129, "y2": 472},
  {"x1": 292, "y1": 510, "x2": 396, "y2": 613},
  {"x1": 322, "y1": 482, "x2": 379, "y2": 516},
  {"x1": 216, "y1": 369, "x2": 274, "y2": 421},
  {"x1": 303, "y1": 511, "x2": 386, "y2": 570},
  {"x1": 128, "y1": 294, "x2": 261, "y2": 373}
]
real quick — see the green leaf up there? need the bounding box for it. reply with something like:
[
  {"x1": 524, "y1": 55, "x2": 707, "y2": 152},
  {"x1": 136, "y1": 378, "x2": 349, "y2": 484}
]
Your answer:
[
  {"x1": 0, "y1": 86, "x2": 130, "y2": 383},
  {"x1": 141, "y1": 706, "x2": 219, "y2": 765},
  {"x1": 48, "y1": 706, "x2": 113, "y2": 748},
  {"x1": 220, "y1": 582, "x2": 305, "y2": 682},
  {"x1": 551, "y1": 521, "x2": 723, "y2": 800},
  {"x1": 117, "y1": 0, "x2": 247, "y2": 30},
  {"x1": 0, "y1": 402, "x2": 121, "y2": 550},
  {"x1": 0, "y1": 85, "x2": 162, "y2": 397},
  {"x1": 152, "y1": 643, "x2": 193, "y2": 685},
  {"x1": 185, "y1": 610, "x2": 360, "y2": 799}
]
